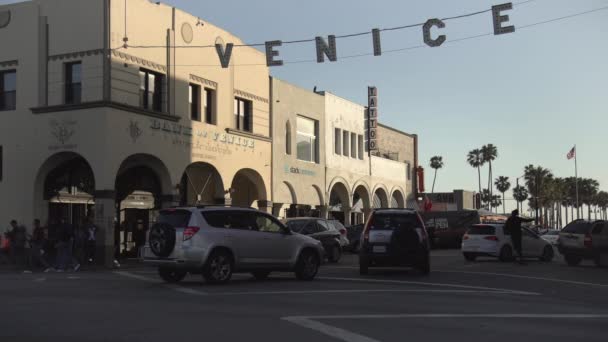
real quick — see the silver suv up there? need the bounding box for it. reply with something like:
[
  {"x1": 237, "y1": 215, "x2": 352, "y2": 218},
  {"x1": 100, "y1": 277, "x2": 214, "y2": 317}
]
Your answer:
[{"x1": 141, "y1": 206, "x2": 324, "y2": 284}]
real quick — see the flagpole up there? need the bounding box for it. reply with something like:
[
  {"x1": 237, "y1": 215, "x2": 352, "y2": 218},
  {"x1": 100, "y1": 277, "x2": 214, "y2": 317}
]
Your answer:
[{"x1": 575, "y1": 145, "x2": 580, "y2": 219}]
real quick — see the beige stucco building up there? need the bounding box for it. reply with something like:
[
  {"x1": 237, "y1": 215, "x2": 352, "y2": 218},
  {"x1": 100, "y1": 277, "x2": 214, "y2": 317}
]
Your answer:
[
  {"x1": 0, "y1": 0, "x2": 419, "y2": 265},
  {"x1": 0, "y1": 0, "x2": 272, "y2": 264}
]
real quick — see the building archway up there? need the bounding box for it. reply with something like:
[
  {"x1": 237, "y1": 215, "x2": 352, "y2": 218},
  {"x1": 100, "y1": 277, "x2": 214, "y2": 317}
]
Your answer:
[
  {"x1": 391, "y1": 189, "x2": 406, "y2": 208},
  {"x1": 231, "y1": 168, "x2": 267, "y2": 208},
  {"x1": 373, "y1": 187, "x2": 389, "y2": 209},
  {"x1": 180, "y1": 162, "x2": 225, "y2": 206},
  {"x1": 328, "y1": 181, "x2": 350, "y2": 225},
  {"x1": 352, "y1": 185, "x2": 371, "y2": 225},
  {"x1": 34, "y1": 152, "x2": 96, "y2": 226},
  {"x1": 114, "y1": 154, "x2": 172, "y2": 258}
]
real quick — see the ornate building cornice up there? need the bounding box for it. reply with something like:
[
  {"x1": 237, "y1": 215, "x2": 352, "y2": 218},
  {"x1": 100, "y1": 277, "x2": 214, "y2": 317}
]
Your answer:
[
  {"x1": 189, "y1": 74, "x2": 218, "y2": 88},
  {"x1": 49, "y1": 49, "x2": 104, "y2": 61},
  {"x1": 235, "y1": 89, "x2": 269, "y2": 104},
  {"x1": 111, "y1": 50, "x2": 167, "y2": 73}
]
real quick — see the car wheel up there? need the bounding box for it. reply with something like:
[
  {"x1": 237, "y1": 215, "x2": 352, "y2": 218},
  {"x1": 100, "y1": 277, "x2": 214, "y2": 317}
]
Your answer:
[
  {"x1": 359, "y1": 256, "x2": 369, "y2": 275},
  {"x1": 540, "y1": 246, "x2": 554, "y2": 262},
  {"x1": 565, "y1": 254, "x2": 582, "y2": 267},
  {"x1": 203, "y1": 250, "x2": 233, "y2": 284},
  {"x1": 499, "y1": 245, "x2": 513, "y2": 262},
  {"x1": 251, "y1": 271, "x2": 271, "y2": 280},
  {"x1": 463, "y1": 253, "x2": 476, "y2": 262},
  {"x1": 295, "y1": 250, "x2": 320, "y2": 281},
  {"x1": 158, "y1": 267, "x2": 187, "y2": 283},
  {"x1": 329, "y1": 245, "x2": 342, "y2": 263}
]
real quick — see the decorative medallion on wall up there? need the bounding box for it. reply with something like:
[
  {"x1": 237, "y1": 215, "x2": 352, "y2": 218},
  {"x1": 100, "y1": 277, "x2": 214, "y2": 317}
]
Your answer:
[
  {"x1": 128, "y1": 120, "x2": 142, "y2": 143},
  {"x1": 49, "y1": 119, "x2": 77, "y2": 150},
  {"x1": 0, "y1": 11, "x2": 10, "y2": 29},
  {"x1": 181, "y1": 22, "x2": 193, "y2": 44}
]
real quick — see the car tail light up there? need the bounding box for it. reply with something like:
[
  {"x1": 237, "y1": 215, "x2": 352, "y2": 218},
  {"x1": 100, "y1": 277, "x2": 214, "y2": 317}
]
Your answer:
[
  {"x1": 463, "y1": 234, "x2": 470, "y2": 241},
  {"x1": 362, "y1": 216, "x2": 373, "y2": 242},
  {"x1": 484, "y1": 236, "x2": 499, "y2": 241},
  {"x1": 584, "y1": 233, "x2": 593, "y2": 248},
  {"x1": 183, "y1": 226, "x2": 200, "y2": 241},
  {"x1": 340, "y1": 228, "x2": 346, "y2": 236},
  {"x1": 416, "y1": 213, "x2": 429, "y2": 241}
]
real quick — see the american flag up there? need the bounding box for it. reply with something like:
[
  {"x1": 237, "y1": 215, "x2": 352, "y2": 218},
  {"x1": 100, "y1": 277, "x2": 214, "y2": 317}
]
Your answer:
[{"x1": 567, "y1": 146, "x2": 576, "y2": 160}]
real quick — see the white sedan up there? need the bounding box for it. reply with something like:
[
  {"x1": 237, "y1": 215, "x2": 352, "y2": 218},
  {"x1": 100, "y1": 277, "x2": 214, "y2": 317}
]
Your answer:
[
  {"x1": 541, "y1": 230, "x2": 560, "y2": 246},
  {"x1": 461, "y1": 224, "x2": 554, "y2": 262}
]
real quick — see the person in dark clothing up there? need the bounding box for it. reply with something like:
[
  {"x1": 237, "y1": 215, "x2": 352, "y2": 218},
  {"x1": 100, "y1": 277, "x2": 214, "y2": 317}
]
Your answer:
[
  {"x1": 7, "y1": 220, "x2": 27, "y2": 268},
  {"x1": 29, "y1": 219, "x2": 52, "y2": 272},
  {"x1": 505, "y1": 210, "x2": 534, "y2": 264},
  {"x1": 56, "y1": 219, "x2": 76, "y2": 272}
]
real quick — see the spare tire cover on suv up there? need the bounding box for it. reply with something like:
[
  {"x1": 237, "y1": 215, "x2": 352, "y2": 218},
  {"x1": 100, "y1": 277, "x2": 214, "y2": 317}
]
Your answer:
[{"x1": 149, "y1": 222, "x2": 176, "y2": 258}]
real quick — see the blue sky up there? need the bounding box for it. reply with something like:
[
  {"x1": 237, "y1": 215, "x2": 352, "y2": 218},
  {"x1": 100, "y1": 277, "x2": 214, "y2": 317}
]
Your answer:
[{"x1": 3, "y1": 0, "x2": 607, "y2": 206}]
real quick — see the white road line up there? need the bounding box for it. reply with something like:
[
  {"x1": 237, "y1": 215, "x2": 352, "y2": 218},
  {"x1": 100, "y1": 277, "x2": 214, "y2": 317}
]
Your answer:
[
  {"x1": 113, "y1": 271, "x2": 208, "y2": 295},
  {"x1": 288, "y1": 313, "x2": 608, "y2": 320},
  {"x1": 282, "y1": 316, "x2": 381, "y2": 342},
  {"x1": 318, "y1": 276, "x2": 540, "y2": 295},
  {"x1": 283, "y1": 313, "x2": 608, "y2": 342},
  {"x1": 436, "y1": 270, "x2": 608, "y2": 288},
  {"x1": 208, "y1": 289, "x2": 512, "y2": 296}
]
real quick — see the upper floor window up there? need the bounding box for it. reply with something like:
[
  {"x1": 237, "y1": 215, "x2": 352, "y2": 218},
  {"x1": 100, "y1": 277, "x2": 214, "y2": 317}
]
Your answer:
[
  {"x1": 296, "y1": 116, "x2": 318, "y2": 163},
  {"x1": 65, "y1": 62, "x2": 81, "y2": 104},
  {"x1": 234, "y1": 97, "x2": 252, "y2": 132},
  {"x1": 406, "y1": 162, "x2": 412, "y2": 180},
  {"x1": 285, "y1": 121, "x2": 292, "y2": 155},
  {"x1": 189, "y1": 84, "x2": 200, "y2": 121},
  {"x1": 140, "y1": 69, "x2": 163, "y2": 112},
  {"x1": 358, "y1": 135, "x2": 364, "y2": 159},
  {"x1": 204, "y1": 88, "x2": 216, "y2": 125},
  {"x1": 350, "y1": 132, "x2": 357, "y2": 158},
  {"x1": 0, "y1": 70, "x2": 16, "y2": 111},
  {"x1": 342, "y1": 130, "x2": 349, "y2": 156},
  {"x1": 334, "y1": 128, "x2": 342, "y2": 155}
]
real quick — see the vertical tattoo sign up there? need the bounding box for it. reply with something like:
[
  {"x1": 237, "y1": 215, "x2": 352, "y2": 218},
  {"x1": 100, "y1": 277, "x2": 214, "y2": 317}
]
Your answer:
[{"x1": 368, "y1": 86, "x2": 378, "y2": 153}]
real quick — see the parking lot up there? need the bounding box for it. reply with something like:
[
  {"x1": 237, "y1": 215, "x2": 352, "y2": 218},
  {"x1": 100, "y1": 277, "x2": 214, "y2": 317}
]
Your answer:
[{"x1": 1, "y1": 250, "x2": 608, "y2": 342}]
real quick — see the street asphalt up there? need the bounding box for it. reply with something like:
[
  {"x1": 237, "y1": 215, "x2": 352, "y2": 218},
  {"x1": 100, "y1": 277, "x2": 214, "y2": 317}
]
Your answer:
[{"x1": 1, "y1": 249, "x2": 607, "y2": 342}]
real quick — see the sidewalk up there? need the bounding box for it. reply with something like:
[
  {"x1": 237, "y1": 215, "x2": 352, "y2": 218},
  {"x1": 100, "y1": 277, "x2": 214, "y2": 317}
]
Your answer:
[{"x1": 0, "y1": 259, "x2": 149, "y2": 274}]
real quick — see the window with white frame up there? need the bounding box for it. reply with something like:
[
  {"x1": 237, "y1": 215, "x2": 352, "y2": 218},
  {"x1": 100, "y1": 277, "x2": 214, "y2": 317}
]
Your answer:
[
  {"x1": 234, "y1": 97, "x2": 252, "y2": 132},
  {"x1": 296, "y1": 116, "x2": 318, "y2": 163}
]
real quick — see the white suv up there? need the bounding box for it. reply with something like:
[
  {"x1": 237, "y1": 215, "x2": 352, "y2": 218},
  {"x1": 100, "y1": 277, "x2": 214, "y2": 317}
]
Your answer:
[{"x1": 141, "y1": 206, "x2": 325, "y2": 284}]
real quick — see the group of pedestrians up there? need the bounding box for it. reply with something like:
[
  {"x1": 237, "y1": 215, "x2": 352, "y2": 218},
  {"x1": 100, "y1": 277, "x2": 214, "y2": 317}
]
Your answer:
[{"x1": 1, "y1": 217, "x2": 99, "y2": 273}]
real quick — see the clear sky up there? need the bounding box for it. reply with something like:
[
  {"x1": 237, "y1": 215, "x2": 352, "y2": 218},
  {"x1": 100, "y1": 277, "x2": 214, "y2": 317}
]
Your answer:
[{"x1": 3, "y1": 0, "x2": 607, "y2": 208}]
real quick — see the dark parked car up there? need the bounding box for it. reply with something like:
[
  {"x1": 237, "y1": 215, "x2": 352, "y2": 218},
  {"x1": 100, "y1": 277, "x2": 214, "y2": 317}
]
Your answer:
[
  {"x1": 359, "y1": 209, "x2": 430, "y2": 275},
  {"x1": 346, "y1": 224, "x2": 364, "y2": 252},
  {"x1": 284, "y1": 218, "x2": 343, "y2": 263}
]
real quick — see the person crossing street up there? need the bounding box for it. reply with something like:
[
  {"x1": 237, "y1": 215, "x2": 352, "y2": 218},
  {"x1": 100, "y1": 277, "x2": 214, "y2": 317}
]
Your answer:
[{"x1": 505, "y1": 209, "x2": 534, "y2": 265}]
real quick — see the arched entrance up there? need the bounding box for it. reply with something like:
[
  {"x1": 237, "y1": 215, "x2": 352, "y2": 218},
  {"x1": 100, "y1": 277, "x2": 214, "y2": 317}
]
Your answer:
[
  {"x1": 180, "y1": 162, "x2": 224, "y2": 206},
  {"x1": 115, "y1": 154, "x2": 172, "y2": 258},
  {"x1": 352, "y1": 185, "x2": 371, "y2": 225},
  {"x1": 36, "y1": 152, "x2": 96, "y2": 226},
  {"x1": 391, "y1": 190, "x2": 405, "y2": 208},
  {"x1": 231, "y1": 169, "x2": 267, "y2": 208},
  {"x1": 328, "y1": 181, "x2": 350, "y2": 224},
  {"x1": 373, "y1": 187, "x2": 389, "y2": 209}
]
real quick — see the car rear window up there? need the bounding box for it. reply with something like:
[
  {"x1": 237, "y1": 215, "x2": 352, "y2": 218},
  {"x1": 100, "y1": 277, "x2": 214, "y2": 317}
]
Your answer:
[
  {"x1": 562, "y1": 222, "x2": 592, "y2": 234},
  {"x1": 468, "y1": 226, "x2": 496, "y2": 235},
  {"x1": 370, "y1": 213, "x2": 421, "y2": 231},
  {"x1": 202, "y1": 211, "x2": 255, "y2": 230},
  {"x1": 285, "y1": 220, "x2": 312, "y2": 233},
  {"x1": 158, "y1": 209, "x2": 192, "y2": 227}
]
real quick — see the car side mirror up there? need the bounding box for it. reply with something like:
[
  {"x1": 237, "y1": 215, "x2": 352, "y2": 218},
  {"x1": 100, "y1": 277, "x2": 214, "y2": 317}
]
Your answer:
[{"x1": 281, "y1": 226, "x2": 292, "y2": 235}]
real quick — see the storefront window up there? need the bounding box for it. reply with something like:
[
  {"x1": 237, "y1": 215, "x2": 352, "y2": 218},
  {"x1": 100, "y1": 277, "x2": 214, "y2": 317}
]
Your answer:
[{"x1": 297, "y1": 116, "x2": 318, "y2": 163}]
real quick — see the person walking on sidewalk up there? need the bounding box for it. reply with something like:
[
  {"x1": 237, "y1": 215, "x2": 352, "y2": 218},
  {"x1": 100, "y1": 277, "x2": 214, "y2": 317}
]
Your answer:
[
  {"x1": 505, "y1": 210, "x2": 534, "y2": 265},
  {"x1": 56, "y1": 219, "x2": 80, "y2": 272},
  {"x1": 83, "y1": 218, "x2": 98, "y2": 264},
  {"x1": 7, "y1": 220, "x2": 28, "y2": 269},
  {"x1": 29, "y1": 219, "x2": 53, "y2": 272}
]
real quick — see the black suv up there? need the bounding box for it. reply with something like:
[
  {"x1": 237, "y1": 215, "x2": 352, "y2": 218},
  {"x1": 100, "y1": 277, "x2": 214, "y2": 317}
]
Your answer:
[{"x1": 359, "y1": 209, "x2": 430, "y2": 275}]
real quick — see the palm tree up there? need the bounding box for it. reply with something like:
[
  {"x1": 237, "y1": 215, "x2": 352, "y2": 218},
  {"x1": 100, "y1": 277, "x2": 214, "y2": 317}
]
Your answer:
[
  {"x1": 597, "y1": 191, "x2": 608, "y2": 220},
  {"x1": 512, "y1": 185, "x2": 529, "y2": 213},
  {"x1": 429, "y1": 156, "x2": 444, "y2": 194},
  {"x1": 494, "y1": 176, "x2": 511, "y2": 214},
  {"x1": 524, "y1": 165, "x2": 553, "y2": 225},
  {"x1": 580, "y1": 178, "x2": 599, "y2": 220},
  {"x1": 467, "y1": 149, "x2": 485, "y2": 198},
  {"x1": 481, "y1": 144, "x2": 498, "y2": 205}
]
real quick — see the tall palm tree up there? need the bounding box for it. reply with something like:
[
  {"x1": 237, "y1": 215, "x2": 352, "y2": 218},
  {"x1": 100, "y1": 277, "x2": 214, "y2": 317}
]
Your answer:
[
  {"x1": 494, "y1": 176, "x2": 511, "y2": 214},
  {"x1": 597, "y1": 191, "x2": 608, "y2": 220},
  {"x1": 524, "y1": 165, "x2": 553, "y2": 225},
  {"x1": 512, "y1": 185, "x2": 529, "y2": 213},
  {"x1": 467, "y1": 149, "x2": 485, "y2": 198},
  {"x1": 481, "y1": 144, "x2": 498, "y2": 205},
  {"x1": 429, "y1": 156, "x2": 444, "y2": 194},
  {"x1": 580, "y1": 178, "x2": 599, "y2": 220}
]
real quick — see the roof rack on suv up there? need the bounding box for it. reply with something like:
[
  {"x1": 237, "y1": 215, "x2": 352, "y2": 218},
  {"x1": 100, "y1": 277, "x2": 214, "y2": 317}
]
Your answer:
[
  {"x1": 195, "y1": 205, "x2": 257, "y2": 210},
  {"x1": 372, "y1": 208, "x2": 417, "y2": 211}
]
